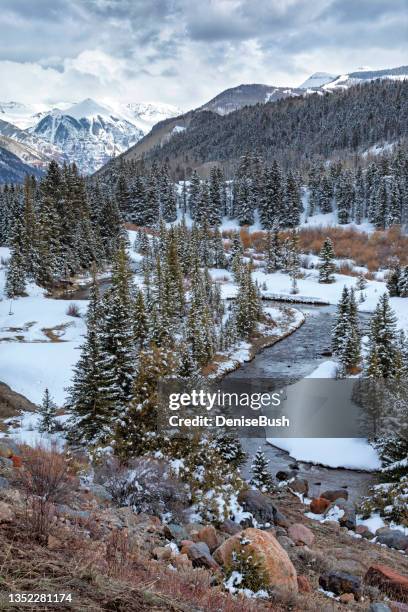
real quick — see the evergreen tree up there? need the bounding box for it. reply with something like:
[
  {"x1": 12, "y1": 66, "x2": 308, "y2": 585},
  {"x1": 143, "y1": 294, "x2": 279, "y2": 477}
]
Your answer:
[
  {"x1": 66, "y1": 275, "x2": 113, "y2": 447},
  {"x1": 387, "y1": 263, "x2": 401, "y2": 297},
  {"x1": 366, "y1": 293, "x2": 399, "y2": 378},
  {"x1": 38, "y1": 388, "x2": 58, "y2": 434},
  {"x1": 318, "y1": 237, "x2": 336, "y2": 283},
  {"x1": 250, "y1": 448, "x2": 275, "y2": 493}
]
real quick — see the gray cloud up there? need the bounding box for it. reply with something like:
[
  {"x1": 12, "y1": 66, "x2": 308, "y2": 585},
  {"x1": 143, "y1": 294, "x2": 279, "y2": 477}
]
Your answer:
[{"x1": 0, "y1": 0, "x2": 406, "y2": 108}]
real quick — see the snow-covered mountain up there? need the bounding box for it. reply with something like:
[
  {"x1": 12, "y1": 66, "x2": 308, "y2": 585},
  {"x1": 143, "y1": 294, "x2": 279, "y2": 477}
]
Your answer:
[
  {"x1": 0, "y1": 144, "x2": 43, "y2": 183},
  {"x1": 0, "y1": 118, "x2": 67, "y2": 167},
  {"x1": 300, "y1": 65, "x2": 408, "y2": 91},
  {"x1": 199, "y1": 84, "x2": 303, "y2": 115},
  {"x1": 298, "y1": 72, "x2": 337, "y2": 89},
  {"x1": 25, "y1": 98, "x2": 181, "y2": 174},
  {"x1": 27, "y1": 99, "x2": 143, "y2": 174}
]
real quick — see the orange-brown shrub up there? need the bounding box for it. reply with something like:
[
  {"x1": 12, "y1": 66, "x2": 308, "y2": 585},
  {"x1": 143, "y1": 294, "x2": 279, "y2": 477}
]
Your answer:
[
  {"x1": 297, "y1": 225, "x2": 408, "y2": 271},
  {"x1": 13, "y1": 444, "x2": 76, "y2": 541}
]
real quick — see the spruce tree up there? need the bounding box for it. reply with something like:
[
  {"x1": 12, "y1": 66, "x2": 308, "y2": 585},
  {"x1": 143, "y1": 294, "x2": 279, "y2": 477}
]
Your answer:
[
  {"x1": 38, "y1": 388, "x2": 58, "y2": 434},
  {"x1": 366, "y1": 293, "x2": 399, "y2": 378},
  {"x1": 250, "y1": 448, "x2": 275, "y2": 493},
  {"x1": 318, "y1": 237, "x2": 336, "y2": 283}
]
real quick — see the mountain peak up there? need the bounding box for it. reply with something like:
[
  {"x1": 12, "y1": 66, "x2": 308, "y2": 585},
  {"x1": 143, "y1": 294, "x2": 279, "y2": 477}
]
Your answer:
[
  {"x1": 298, "y1": 72, "x2": 338, "y2": 89},
  {"x1": 63, "y1": 98, "x2": 113, "y2": 120}
]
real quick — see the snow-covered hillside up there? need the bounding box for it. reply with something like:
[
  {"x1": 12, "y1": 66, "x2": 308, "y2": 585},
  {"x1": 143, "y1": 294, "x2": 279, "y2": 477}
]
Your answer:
[{"x1": 298, "y1": 72, "x2": 337, "y2": 89}]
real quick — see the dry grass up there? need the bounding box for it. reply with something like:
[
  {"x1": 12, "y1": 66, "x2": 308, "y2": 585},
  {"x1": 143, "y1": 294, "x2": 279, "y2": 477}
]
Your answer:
[{"x1": 297, "y1": 225, "x2": 408, "y2": 271}]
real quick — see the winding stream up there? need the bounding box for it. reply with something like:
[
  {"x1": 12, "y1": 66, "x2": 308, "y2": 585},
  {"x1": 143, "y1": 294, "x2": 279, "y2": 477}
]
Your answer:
[
  {"x1": 59, "y1": 279, "x2": 378, "y2": 502},
  {"x1": 224, "y1": 303, "x2": 377, "y2": 502}
]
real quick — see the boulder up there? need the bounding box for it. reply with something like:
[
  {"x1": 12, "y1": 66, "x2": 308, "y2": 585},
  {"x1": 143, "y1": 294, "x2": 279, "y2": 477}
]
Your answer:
[
  {"x1": 180, "y1": 540, "x2": 194, "y2": 555},
  {"x1": 277, "y1": 535, "x2": 295, "y2": 549},
  {"x1": 297, "y1": 575, "x2": 312, "y2": 593},
  {"x1": 276, "y1": 470, "x2": 297, "y2": 481},
  {"x1": 213, "y1": 528, "x2": 298, "y2": 593},
  {"x1": 238, "y1": 489, "x2": 289, "y2": 527},
  {"x1": 319, "y1": 571, "x2": 361, "y2": 598},
  {"x1": 153, "y1": 546, "x2": 172, "y2": 561},
  {"x1": 0, "y1": 457, "x2": 13, "y2": 477},
  {"x1": 310, "y1": 497, "x2": 331, "y2": 514},
  {"x1": 0, "y1": 476, "x2": 10, "y2": 490},
  {"x1": 369, "y1": 604, "x2": 392, "y2": 612},
  {"x1": 186, "y1": 542, "x2": 220, "y2": 571},
  {"x1": 85, "y1": 483, "x2": 112, "y2": 503},
  {"x1": 197, "y1": 525, "x2": 219, "y2": 553},
  {"x1": 163, "y1": 523, "x2": 189, "y2": 545},
  {"x1": 289, "y1": 478, "x2": 309, "y2": 496},
  {"x1": 365, "y1": 565, "x2": 408, "y2": 601},
  {"x1": 0, "y1": 501, "x2": 13, "y2": 523},
  {"x1": 339, "y1": 593, "x2": 355, "y2": 604},
  {"x1": 219, "y1": 519, "x2": 241, "y2": 536},
  {"x1": 355, "y1": 524, "x2": 370, "y2": 537},
  {"x1": 324, "y1": 499, "x2": 356, "y2": 530},
  {"x1": 375, "y1": 529, "x2": 408, "y2": 551},
  {"x1": 0, "y1": 438, "x2": 21, "y2": 458},
  {"x1": 320, "y1": 489, "x2": 348, "y2": 502},
  {"x1": 288, "y1": 523, "x2": 315, "y2": 547}
]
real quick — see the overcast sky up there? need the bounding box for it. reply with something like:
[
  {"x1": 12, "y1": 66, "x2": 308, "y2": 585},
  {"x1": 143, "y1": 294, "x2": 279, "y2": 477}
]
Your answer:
[{"x1": 1, "y1": 0, "x2": 407, "y2": 110}]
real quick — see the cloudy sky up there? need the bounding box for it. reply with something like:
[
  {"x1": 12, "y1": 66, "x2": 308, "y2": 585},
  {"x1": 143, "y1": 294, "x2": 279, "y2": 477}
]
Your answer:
[{"x1": 1, "y1": 0, "x2": 407, "y2": 110}]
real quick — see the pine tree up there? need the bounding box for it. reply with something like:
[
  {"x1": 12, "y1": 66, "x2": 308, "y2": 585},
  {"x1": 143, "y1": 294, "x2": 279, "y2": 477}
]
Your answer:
[
  {"x1": 66, "y1": 275, "x2": 113, "y2": 447},
  {"x1": 387, "y1": 263, "x2": 401, "y2": 297},
  {"x1": 399, "y1": 266, "x2": 408, "y2": 297},
  {"x1": 332, "y1": 286, "x2": 350, "y2": 355},
  {"x1": 265, "y1": 228, "x2": 281, "y2": 272},
  {"x1": 318, "y1": 237, "x2": 336, "y2": 283},
  {"x1": 250, "y1": 448, "x2": 275, "y2": 493},
  {"x1": 366, "y1": 293, "x2": 399, "y2": 378},
  {"x1": 5, "y1": 247, "x2": 26, "y2": 298},
  {"x1": 356, "y1": 272, "x2": 367, "y2": 291},
  {"x1": 188, "y1": 170, "x2": 201, "y2": 220},
  {"x1": 97, "y1": 244, "x2": 137, "y2": 422},
  {"x1": 38, "y1": 388, "x2": 58, "y2": 434},
  {"x1": 234, "y1": 264, "x2": 262, "y2": 338}
]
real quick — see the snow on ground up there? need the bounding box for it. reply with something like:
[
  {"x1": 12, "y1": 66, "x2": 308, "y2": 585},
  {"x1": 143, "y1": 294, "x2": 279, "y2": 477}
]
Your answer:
[
  {"x1": 0, "y1": 342, "x2": 81, "y2": 406},
  {"x1": 270, "y1": 437, "x2": 381, "y2": 470},
  {"x1": 0, "y1": 248, "x2": 87, "y2": 405},
  {"x1": 4, "y1": 411, "x2": 67, "y2": 449},
  {"x1": 268, "y1": 358, "x2": 382, "y2": 471}
]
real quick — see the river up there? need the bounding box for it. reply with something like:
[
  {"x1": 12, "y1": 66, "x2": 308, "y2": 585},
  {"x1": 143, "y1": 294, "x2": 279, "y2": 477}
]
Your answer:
[
  {"x1": 58, "y1": 278, "x2": 378, "y2": 502},
  {"x1": 223, "y1": 303, "x2": 377, "y2": 502}
]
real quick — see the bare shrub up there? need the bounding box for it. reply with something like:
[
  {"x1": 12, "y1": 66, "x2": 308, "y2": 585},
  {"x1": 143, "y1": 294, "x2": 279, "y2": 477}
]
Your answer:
[
  {"x1": 13, "y1": 444, "x2": 75, "y2": 542},
  {"x1": 94, "y1": 456, "x2": 189, "y2": 520},
  {"x1": 66, "y1": 302, "x2": 81, "y2": 317}
]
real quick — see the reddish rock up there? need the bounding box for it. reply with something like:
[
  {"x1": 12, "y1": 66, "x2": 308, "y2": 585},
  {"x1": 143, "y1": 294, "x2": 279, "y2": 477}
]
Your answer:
[
  {"x1": 288, "y1": 523, "x2": 315, "y2": 547},
  {"x1": 297, "y1": 575, "x2": 312, "y2": 593},
  {"x1": 197, "y1": 525, "x2": 219, "y2": 552},
  {"x1": 310, "y1": 497, "x2": 331, "y2": 514},
  {"x1": 213, "y1": 528, "x2": 298, "y2": 593},
  {"x1": 339, "y1": 593, "x2": 355, "y2": 604},
  {"x1": 365, "y1": 565, "x2": 408, "y2": 601},
  {"x1": 355, "y1": 525, "x2": 370, "y2": 537},
  {"x1": 180, "y1": 540, "x2": 194, "y2": 555},
  {"x1": 219, "y1": 519, "x2": 241, "y2": 535}
]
